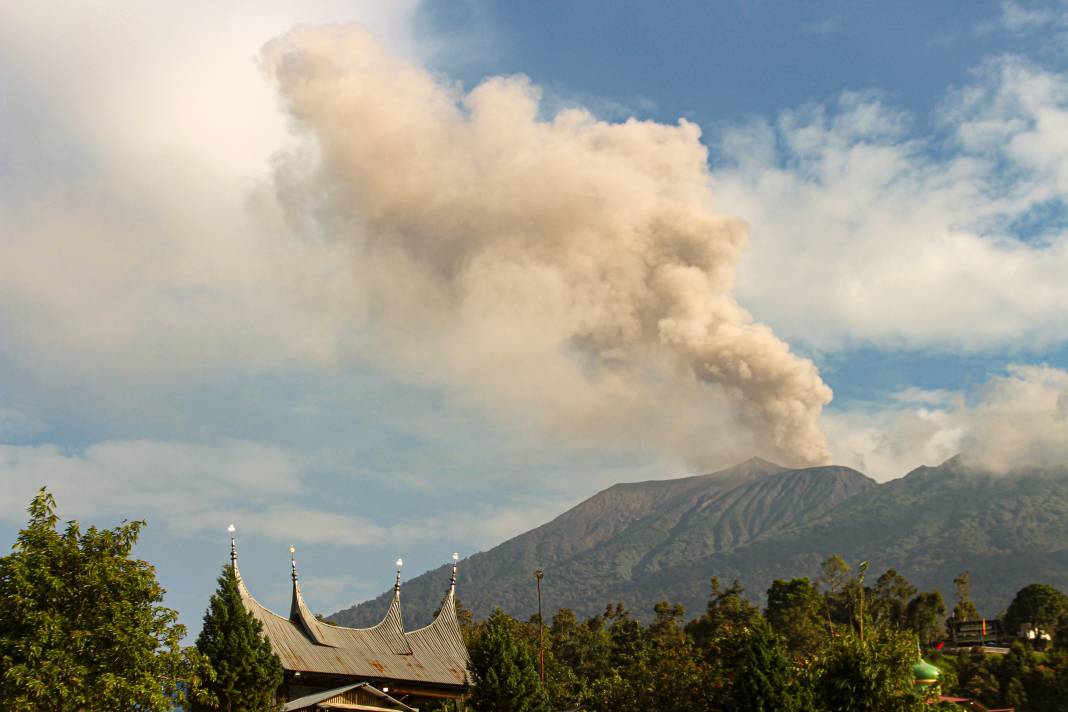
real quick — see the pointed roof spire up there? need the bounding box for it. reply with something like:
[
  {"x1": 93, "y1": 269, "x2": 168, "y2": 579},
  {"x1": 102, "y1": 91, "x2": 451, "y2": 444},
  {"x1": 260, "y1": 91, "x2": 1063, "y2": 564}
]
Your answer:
[
  {"x1": 288, "y1": 545, "x2": 331, "y2": 646},
  {"x1": 228, "y1": 524, "x2": 239, "y2": 573},
  {"x1": 450, "y1": 552, "x2": 459, "y2": 590},
  {"x1": 372, "y1": 559, "x2": 412, "y2": 655}
]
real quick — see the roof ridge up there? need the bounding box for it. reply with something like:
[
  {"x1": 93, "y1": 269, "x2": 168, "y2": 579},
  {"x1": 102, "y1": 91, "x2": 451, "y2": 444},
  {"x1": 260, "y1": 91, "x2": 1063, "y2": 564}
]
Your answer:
[{"x1": 289, "y1": 548, "x2": 333, "y2": 647}]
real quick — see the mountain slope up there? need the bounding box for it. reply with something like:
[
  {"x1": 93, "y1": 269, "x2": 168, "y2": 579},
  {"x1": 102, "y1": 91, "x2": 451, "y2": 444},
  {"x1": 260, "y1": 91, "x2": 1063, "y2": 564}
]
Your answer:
[
  {"x1": 694, "y1": 456, "x2": 1068, "y2": 615},
  {"x1": 332, "y1": 456, "x2": 1068, "y2": 628},
  {"x1": 331, "y1": 458, "x2": 875, "y2": 626}
]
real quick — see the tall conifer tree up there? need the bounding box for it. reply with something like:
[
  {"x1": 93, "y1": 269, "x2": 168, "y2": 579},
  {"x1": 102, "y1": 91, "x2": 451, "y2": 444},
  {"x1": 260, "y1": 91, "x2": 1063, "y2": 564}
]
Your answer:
[{"x1": 195, "y1": 565, "x2": 283, "y2": 712}]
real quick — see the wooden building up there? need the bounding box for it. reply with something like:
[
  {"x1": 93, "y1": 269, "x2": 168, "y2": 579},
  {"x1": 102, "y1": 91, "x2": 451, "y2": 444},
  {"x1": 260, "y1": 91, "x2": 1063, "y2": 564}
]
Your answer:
[
  {"x1": 230, "y1": 535, "x2": 469, "y2": 710},
  {"x1": 282, "y1": 682, "x2": 418, "y2": 711}
]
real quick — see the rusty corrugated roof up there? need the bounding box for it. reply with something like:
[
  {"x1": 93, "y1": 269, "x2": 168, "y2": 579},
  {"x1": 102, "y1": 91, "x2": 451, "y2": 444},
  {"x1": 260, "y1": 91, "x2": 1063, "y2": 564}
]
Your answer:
[{"x1": 235, "y1": 560, "x2": 469, "y2": 689}]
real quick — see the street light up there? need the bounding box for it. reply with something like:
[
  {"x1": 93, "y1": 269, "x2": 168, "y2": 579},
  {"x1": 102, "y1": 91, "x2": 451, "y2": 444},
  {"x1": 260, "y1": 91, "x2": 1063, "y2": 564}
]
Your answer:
[{"x1": 534, "y1": 570, "x2": 545, "y2": 683}]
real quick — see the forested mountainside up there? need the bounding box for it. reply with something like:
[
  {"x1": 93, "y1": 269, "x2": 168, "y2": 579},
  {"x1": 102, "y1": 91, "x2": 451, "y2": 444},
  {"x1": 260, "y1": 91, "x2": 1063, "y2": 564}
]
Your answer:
[
  {"x1": 331, "y1": 458, "x2": 875, "y2": 626},
  {"x1": 332, "y1": 455, "x2": 1068, "y2": 627}
]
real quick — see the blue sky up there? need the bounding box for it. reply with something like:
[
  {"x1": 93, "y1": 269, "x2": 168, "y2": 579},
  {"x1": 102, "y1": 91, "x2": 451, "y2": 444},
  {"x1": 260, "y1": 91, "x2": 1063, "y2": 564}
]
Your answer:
[{"x1": 2, "y1": 1, "x2": 1068, "y2": 635}]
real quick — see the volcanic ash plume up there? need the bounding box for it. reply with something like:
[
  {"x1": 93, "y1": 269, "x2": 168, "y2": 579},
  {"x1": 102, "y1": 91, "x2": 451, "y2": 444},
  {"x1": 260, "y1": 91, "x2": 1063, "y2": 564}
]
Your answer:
[{"x1": 261, "y1": 26, "x2": 833, "y2": 467}]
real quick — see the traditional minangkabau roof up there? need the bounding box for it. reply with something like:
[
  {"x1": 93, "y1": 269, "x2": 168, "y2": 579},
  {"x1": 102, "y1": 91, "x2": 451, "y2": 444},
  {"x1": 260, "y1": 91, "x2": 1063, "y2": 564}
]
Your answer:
[{"x1": 230, "y1": 531, "x2": 469, "y2": 690}]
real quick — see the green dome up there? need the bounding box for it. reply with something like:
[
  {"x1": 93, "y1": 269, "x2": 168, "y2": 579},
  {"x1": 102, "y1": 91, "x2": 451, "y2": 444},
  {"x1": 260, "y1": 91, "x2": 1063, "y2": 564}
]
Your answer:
[{"x1": 912, "y1": 658, "x2": 941, "y2": 688}]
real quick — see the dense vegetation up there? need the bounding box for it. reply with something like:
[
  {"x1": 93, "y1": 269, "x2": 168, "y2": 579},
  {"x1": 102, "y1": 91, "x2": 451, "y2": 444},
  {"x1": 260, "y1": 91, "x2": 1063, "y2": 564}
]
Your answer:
[
  {"x1": 0, "y1": 489, "x2": 213, "y2": 710},
  {"x1": 336, "y1": 456, "x2": 1068, "y2": 629},
  {"x1": 6, "y1": 488, "x2": 1068, "y2": 711},
  {"x1": 461, "y1": 557, "x2": 1068, "y2": 712}
]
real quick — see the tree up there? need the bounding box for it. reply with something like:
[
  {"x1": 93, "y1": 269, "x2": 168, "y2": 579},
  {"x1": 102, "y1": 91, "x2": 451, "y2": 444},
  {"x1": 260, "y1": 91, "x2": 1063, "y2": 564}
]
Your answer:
[
  {"x1": 685, "y1": 577, "x2": 760, "y2": 652},
  {"x1": 716, "y1": 617, "x2": 813, "y2": 712},
  {"x1": 952, "y1": 571, "x2": 980, "y2": 622},
  {"x1": 819, "y1": 555, "x2": 854, "y2": 626},
  {"x1": 0, "y1": 488, "x2": 210, "y2": 711},
  {"x1": 468, "y1": 608, "x2": 549, "y2": 712},
  {"x1": 871, "y1": 569, "x2": 917, "y2": 632},
  {"x1": 1002, "y1": 583, "x2": 1068, "y2": 645},
  {"x1": 765, "y1": 578, "x2": 824, "y2": 656},
  {"x1": 812, "y1": 629, "x2": 926, "y2": 712},
  {"x1": 582, "y1": 602, "x2": 711, "y2": 712},
  {"x1": 550, "y1": 608, "x2": 613, "y2": 684},
  {"x1": 195, "y1": 565, "x2": 283, "y2": 711},
  {"x1": 905, "y1": 591, "x2": 947, "y2": 643}
]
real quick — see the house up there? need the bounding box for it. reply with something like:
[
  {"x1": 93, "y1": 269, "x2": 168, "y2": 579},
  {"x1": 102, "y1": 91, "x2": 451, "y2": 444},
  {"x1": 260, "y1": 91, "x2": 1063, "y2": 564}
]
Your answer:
[{"x1": 229, "y1": 534, "x2": 470, "y2": 710}]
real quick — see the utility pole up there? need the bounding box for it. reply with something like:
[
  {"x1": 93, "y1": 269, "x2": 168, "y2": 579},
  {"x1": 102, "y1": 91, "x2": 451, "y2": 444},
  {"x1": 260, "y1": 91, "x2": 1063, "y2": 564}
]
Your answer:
[{"x1": 534, "y1": 570, "x2": 545, "y2": 683}]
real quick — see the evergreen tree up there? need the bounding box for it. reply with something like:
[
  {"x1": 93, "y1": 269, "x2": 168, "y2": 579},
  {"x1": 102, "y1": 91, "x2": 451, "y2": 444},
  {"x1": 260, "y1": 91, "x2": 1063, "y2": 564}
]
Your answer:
[
  {"x1": 765, "y1": 578, "x2": 825, "y2": 656},
  {"x1": 0, "y1": 488, "x2": 211, "y2": 711},
  {"x1": 717, "y1": 617, "x2": 813, "y2": 712},
  {"x1": 195, "y1": 565, "x2": 283, "y2": 711},
  {"x1": 468, "y1": 608, "x2": 549, "y2": 712}
]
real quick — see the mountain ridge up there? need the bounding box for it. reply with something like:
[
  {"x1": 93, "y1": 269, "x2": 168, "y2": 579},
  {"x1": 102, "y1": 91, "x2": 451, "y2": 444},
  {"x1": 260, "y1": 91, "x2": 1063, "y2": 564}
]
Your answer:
[
  {"x1": 331, "y1": 456, "x2": 1068, "y2": 628},
  {"x1": 330, "y1": 458, "x2": 876, "y2": 627}
]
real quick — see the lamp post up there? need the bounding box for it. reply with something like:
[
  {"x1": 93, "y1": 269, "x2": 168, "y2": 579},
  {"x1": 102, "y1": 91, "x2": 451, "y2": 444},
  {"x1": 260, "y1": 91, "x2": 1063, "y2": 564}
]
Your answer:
[
  {"x1": 534, "y1": 570, "x2": 545, "y2": 683},
  {"x1": 857, "y1": 560, "x2": 869, "y2": 643}
]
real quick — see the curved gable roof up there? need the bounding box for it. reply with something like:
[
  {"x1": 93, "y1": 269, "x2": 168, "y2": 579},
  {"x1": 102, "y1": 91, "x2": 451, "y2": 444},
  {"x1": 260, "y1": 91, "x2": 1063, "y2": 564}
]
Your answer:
[{"x1": 234, "y1": 559, "x2": 468, "y2": 689}]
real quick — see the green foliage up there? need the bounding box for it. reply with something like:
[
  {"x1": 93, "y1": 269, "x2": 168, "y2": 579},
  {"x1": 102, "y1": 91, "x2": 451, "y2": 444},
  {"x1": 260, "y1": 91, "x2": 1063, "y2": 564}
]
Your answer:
[
  {"x1": 0, "y1": 488, "x2": 211, "y2": 711},
  {"x1": 871, "y1": 568, "x2": 918, "y2": 631},
  {"x1": 811, "y1": 628, "x2": 926, "y2": 712},
  {"x1": 955, "y1": 642, "x2": 1068, "y2": 712},
  {"x1": 905, "y1": 590, "x2": 947, "y2": 643},
  {"x1": 461, "y1": 555, "x2": 1068, "y2": 712},
  {"x1": 715, "y1": 617, "x2": 814, "y2": 712},
  {"x1": 819, "y1": 555, "x2": 856, "y2": 627},
  {"x1": 952, "y1": 570, "x2": 981, "y2": 621},
  {"x1": 195, "y1": 565, "x2": 283, "y2": 711},
  {"x1": 468, "y1": 608, "x2": 549, "y2": 712},
  {"x1": 685, "y1": 577, "x2": 760, "y2": 652},
  {"x1": 1003, "y1": 583, "x2": 1068, "y2": 645},
  {"x1": 550, "y1": 608, "x2": 613, "y2": 684},
  {"x1": 580, "y1": 601, "x2": 713, "y2": 712},
  {"x1": 337, "y1": 460, "x2": 1068, "y2": 634},
  {"x1": 765, "y1": 577, "x2": 825, "y2": 656}
]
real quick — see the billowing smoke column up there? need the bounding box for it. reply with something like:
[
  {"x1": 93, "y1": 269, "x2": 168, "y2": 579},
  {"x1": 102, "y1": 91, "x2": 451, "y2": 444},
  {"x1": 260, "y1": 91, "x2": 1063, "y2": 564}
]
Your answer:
[{"x1": 262, "y1": 26, "x2": 833, "y2": 468}]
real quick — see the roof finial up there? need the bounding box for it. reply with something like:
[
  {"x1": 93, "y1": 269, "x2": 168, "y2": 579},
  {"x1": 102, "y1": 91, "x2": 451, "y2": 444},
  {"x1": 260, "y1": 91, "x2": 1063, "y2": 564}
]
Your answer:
[
  {"x1": 395, "y1": 558, "x2": 404, "y2": 596},
  {"x1": 451, "y1": 552, "x2": 459, "y2": 589},
  {"x1": 290, "y1": 545, "x2": 298, "y2": 582},
  {"x1": 228, "y1": 524, "x2": 237, "y2": 567}
]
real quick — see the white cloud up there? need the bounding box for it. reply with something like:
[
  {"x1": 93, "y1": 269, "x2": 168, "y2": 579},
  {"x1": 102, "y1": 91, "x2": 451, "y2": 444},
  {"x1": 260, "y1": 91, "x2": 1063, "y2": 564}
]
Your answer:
[
  {"x1": 0, "y1": 436, "x2": 582, "y2": 552},
  {"x1": 716, "y1": 59, "x2": 1068, "y2": 353},
  {"x1": 825, "y1": 365, "x2": 1068, "y2": 480},
  {"x1": 0, "y1": 406, "x2": 46, "y2": 441},
  {"x1": 823, "y1": 394, "x2": 968, "y2": 482},
  {"x1": 0, "y1": 439, "x2": 384, "y2": 547},
  {"x1": 390, "y1": 497, "x2": 576, "y2": 554},
  {"x1": 993, "y1": 1, "x2": 1062, "y2": 34},
  {"x1": 0, "y1": 2, "x2": 418, "y2": 405}
]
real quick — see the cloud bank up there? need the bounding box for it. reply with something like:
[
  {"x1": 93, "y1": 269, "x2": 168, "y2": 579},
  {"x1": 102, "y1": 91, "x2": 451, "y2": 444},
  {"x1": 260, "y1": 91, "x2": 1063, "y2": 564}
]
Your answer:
[
  {"x1": 826, "y1": 365, "x2": 1068, "y2": 480},
  {"x1": 717, "y1": 57, "x2": 1068, "y2": 353},
  {"x1": 261, "y1": 26, "x2": 832, "y2": 468},
  {"x1": 0, "y1": 439, "x2": 387, "y2": 546}
]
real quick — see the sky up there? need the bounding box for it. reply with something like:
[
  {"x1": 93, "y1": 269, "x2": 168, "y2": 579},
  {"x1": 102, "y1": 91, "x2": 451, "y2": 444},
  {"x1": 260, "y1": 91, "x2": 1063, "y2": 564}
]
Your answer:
[{"x1": 2, "y1": 0, "x2": 1068, "y2": 635}]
